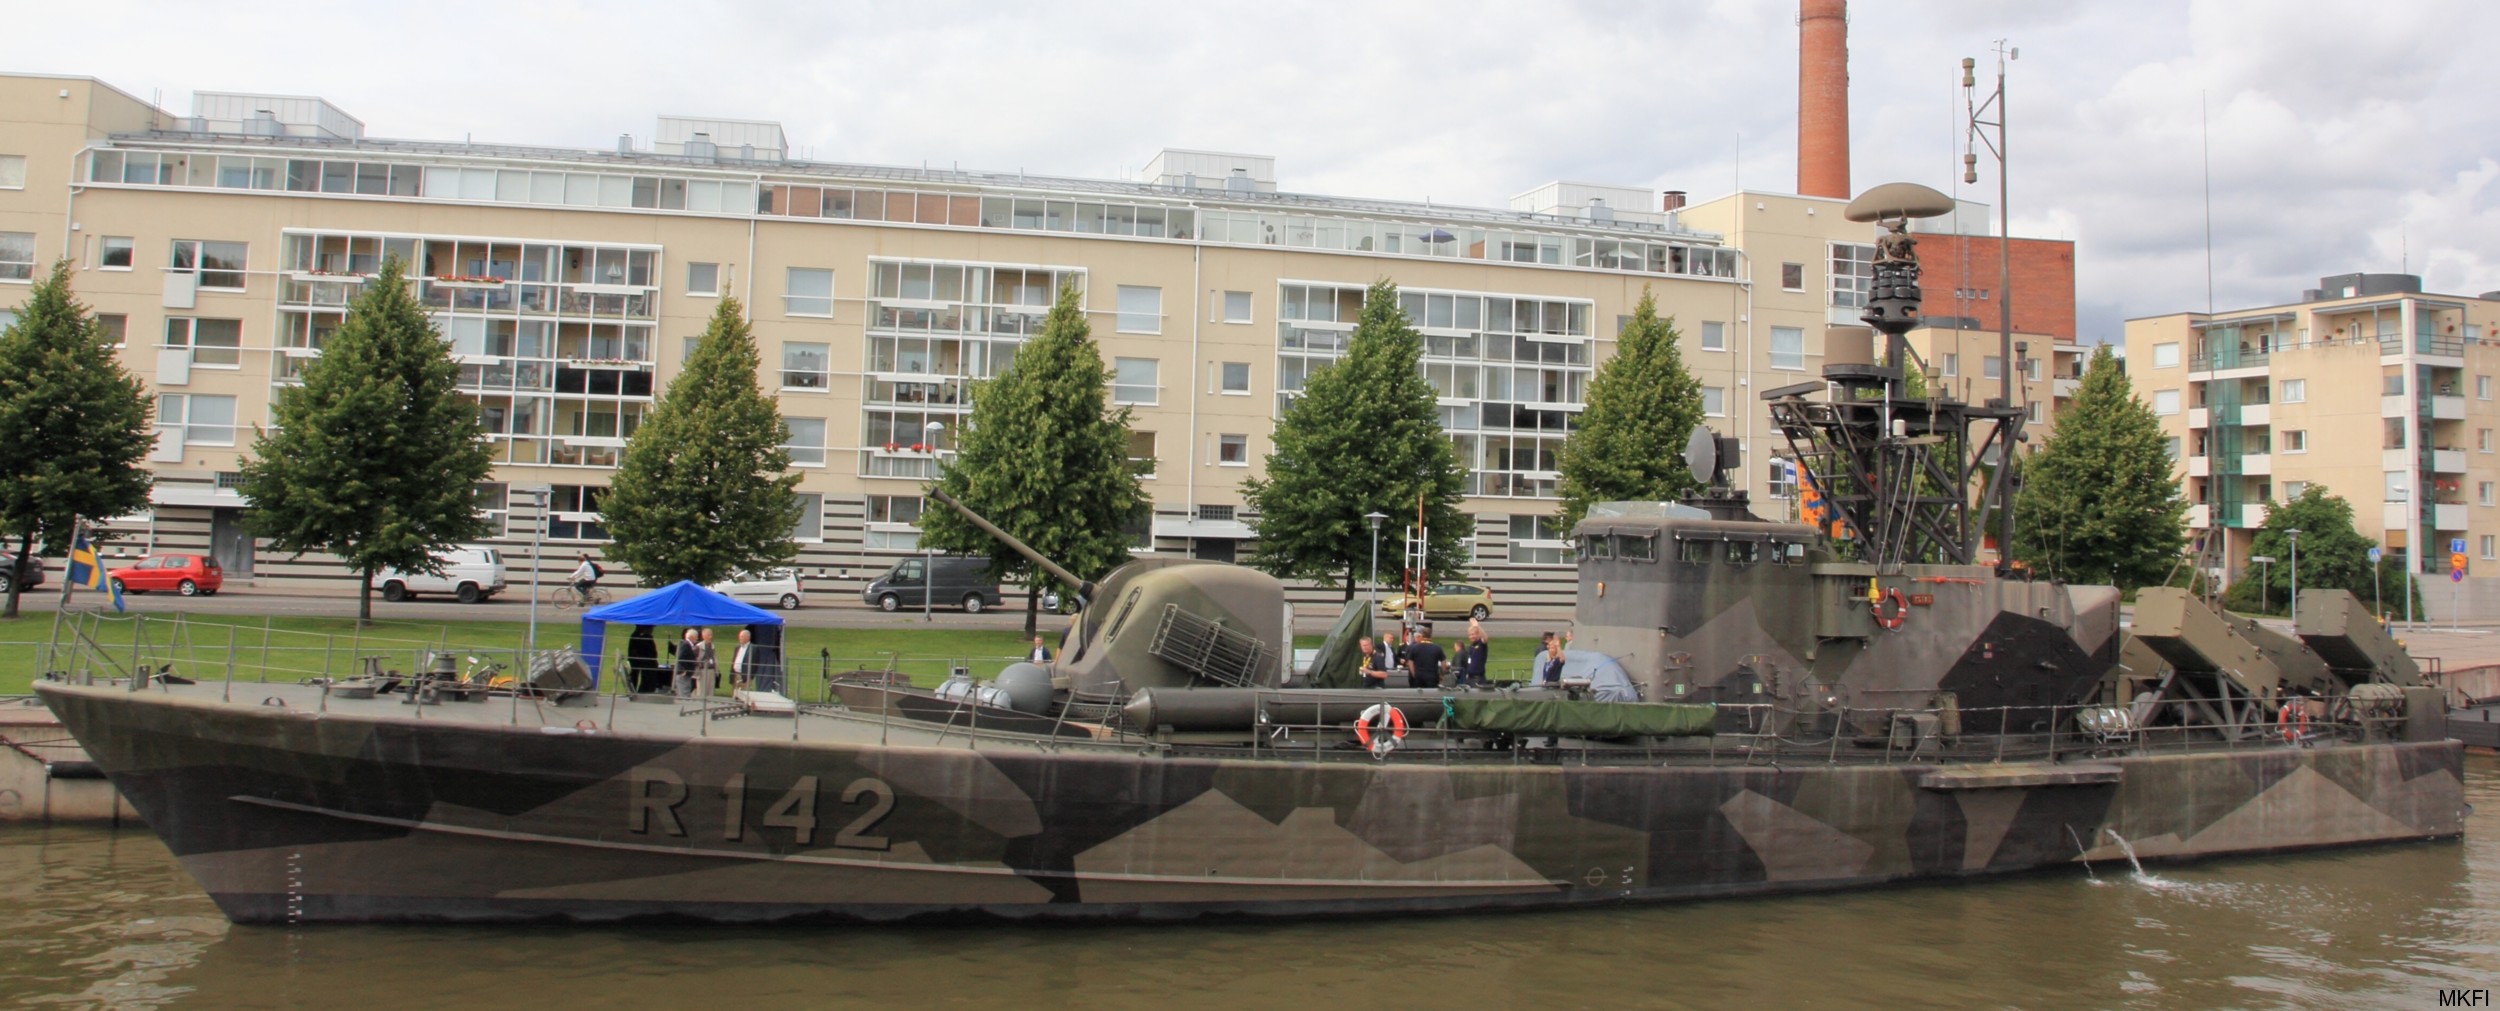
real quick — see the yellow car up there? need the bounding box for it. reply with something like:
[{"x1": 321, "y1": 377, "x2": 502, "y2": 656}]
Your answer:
[{"x1": 1379, "y1": 583, "x2": 1493, "y2": 620}]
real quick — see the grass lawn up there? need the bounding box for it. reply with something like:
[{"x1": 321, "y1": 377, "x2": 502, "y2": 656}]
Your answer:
[{"x1": 0, "y1": 612, "x2": 1555, "y2": 697}]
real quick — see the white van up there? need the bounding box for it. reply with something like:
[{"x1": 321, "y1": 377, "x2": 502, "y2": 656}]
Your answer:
[{"x1": 371, "y1": 547, "x2": 509, "y2": 604}]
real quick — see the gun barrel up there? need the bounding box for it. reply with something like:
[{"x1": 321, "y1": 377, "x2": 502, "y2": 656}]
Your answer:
[{"x1": 926, "y1": 487, "x2": 1093, "y2": 601}]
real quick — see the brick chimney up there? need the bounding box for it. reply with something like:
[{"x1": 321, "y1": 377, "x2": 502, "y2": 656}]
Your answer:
[{"x1": 1797, "y1": 0, "x2": 1850, "y2": 199}]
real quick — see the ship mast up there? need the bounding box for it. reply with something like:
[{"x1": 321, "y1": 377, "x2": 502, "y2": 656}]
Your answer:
[{"x1": 1764, "y1": 182, "x2": 2024, "y2": 571}]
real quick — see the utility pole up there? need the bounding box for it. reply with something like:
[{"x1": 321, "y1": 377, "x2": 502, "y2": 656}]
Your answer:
[
  {"x1": 1964, "y1": 41, "x2": 2018, "y2": 567},
  {"x1": 2286, "y1": 528, "x2": 2301, "y2": 626}
]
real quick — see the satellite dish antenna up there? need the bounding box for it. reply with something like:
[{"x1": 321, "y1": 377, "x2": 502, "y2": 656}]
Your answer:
[{"x1": 1683, "y1": 426, "x2": 1718, "y2": 487}]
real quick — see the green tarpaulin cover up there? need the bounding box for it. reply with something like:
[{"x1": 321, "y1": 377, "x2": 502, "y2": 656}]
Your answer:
[{"x1": 1448, "y1": 698, "x2": 1716, "y2": 737}]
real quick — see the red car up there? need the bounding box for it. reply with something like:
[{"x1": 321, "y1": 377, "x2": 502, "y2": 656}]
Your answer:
[{"x1": 106, "y1": 553, "x2": 225, "y2": 596}]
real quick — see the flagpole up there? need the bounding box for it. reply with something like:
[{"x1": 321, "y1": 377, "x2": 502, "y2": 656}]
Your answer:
[{"x1": 45, "y1": 516, "x2": 78, "y2": 674}]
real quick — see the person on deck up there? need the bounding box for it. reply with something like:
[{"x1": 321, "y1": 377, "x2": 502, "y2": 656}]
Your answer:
[
  {"x1": 1539, "y1": 631, "x2": 1567, "y2": 685},
  {"x1": 1357, "y1": 636, "x2": 1388, "y2": 688},
  {"x1": 1455, "y1": 622, "x2": 1490, "y2": 686},
  {"x1": 1405, "y1": 623, "x2": 1447, "y2": 690}
]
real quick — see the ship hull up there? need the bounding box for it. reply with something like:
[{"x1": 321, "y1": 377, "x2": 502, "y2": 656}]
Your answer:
[{"x1": 37, "y1": 682, "x2": 2467, "y2": 925}]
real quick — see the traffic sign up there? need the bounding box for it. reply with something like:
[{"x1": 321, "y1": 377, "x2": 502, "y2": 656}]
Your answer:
[
  {"x1": 2452, "y1": 538, "x2": 2468, "y2": 555},
  {"x1": 2455, "y1": 568, "x2": 2467, "y2": 583},
  {"x1": 2452, "y1": 552, "x2": 2469, "y2": 575},
  {"x1": 2368, "y1": 547, "x2": 2383, "y2": 563}
]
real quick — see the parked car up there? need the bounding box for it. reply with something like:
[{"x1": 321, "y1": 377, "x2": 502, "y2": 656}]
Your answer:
[
  {"x1": 371, "y1": 547, "x2": 508, "y2": 604},
  {"x1": 862, "y1": 555, "x2": 1003, "y2": 613},
  {"x1": 106, "y1": 553, "x2": 224, "y2": 596},
  {"x1": 709, "y1": 568, "x2": 804, "y2": 610},
  {"x1": 1378, "y1": 583, "x2": 1493, "y2": 620},
  {"x1": 0, "y1": 553, "x2": 44, "y2": 595}
]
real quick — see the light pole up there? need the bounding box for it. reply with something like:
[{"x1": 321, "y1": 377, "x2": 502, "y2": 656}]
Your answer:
[
  {"x1": 923, "y1": 420, "x2": 944, "y2": 624},
  {"x1": 1964, "y1": 42, "x2": 2018, "y2": 563},
  {"x1": 2250, "y1": 555, "x2": 2275, "y2": 614},
  {"x1": 1364, "y1": 511, "x2": 1388, "y2": 609},
  {"x1": 2286, "y1": 528, "x2": 2302, "y2": 625},
  {"x1": 518, "y1": 486, "x2": 551, "y2": 661}
]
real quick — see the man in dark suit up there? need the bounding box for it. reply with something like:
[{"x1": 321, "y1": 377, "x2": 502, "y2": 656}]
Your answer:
[{"x1": 1404, "y1": 624, "x2": 1447, "y2": 690}]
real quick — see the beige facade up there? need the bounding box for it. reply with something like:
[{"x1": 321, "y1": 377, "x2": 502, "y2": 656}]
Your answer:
[
  {"x1": 0, "y1": 73, "x2": 2061, "y2": 610},
  {"x1": 2125, "y1": 276, "x2": 2500, "y2": 609}
]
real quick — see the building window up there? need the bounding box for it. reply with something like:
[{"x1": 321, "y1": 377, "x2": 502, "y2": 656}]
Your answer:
[
  {"x1": 99, "y1": 236, "x2": 134, "y2": 270},
  {"x1": 2152, "y1": 342, "x2": 2180, "y2": 368},
  {"x1": 1222, "y1": 290, "x2": 1252, "y2": 323},
  {"x1": 157, "y1": 393, "x2": 236, "y2": 447},
  {"x1": 1983, "y1": 356, "x2": 2004, "y2": 380},
  {"x1": 2483, "y1": 534, "x2": 2496, "y2": 561},
  {"x1": 784, "y1": 267, "x2": 832, "y2": 316},
  {"x1": 2025, "y1": 401, "x2": 2042, "y2": 424},
  {"x1": 1942, "y1": 353, "x2": 1959, "y2": 377},
  {"x1": 2022, "y1": 357, "x2": 2042, "y2": 381},
  {"x1": 1127, "y1": 431, "x2": 1157, "y2": 478},
  {"x1": 1780, "y1": 262, "x2": 1804, "y2": 291},
  {"x1": 1701, "y1": 386, "x2": 1725, "y2": 417},
  {"x1": 781, "y1": 342, "x2": 829, "y2": 389},
  {"x1": 164, "y1": 317, "x2": 244, "y2": 366},
  {"x1": 1767, "y1": 459, "x2": 1798, "y2": 499},
  {"x1": 473, "y1": 483, "x2": 509, "y2": 538},
  {"x1": 1113, "y1": 357, "x2": 1159, "y2": 405},
  {"x1": 2280, "y1": 378, "x2": 2305, "y2": 403},
  {"x1": 0, "y1": 232, "x2": 33, "y2": 282},
  {"x1": 2284, "y1": 430, "x2": 2307, "y2": 453},
  {"x1": 1217, "y1": 433, "x2": 1248, "y2": 466},
  {"x1": 96, "y1": 314, "x2": 126, "y2": 346},
  {"x1": 864, "y1": 494, "x2": 922, "y2": 550},
  {"x1": 0, "y1": 154, "x2": 23, "y2": 190},
  {"x1": 2283, "y1": 480, "x2": 2306, "y2": 500},
  {"x1": 1769, "y1": 326, "x2": 1803, "y2": 370},
  {"x1": 1507, "y1": 515, "x2": 1575, "y2": 565},
  {"x1": 2481, "y1": 375, "x2": 2493, "y2": 400},
  {"x1": 1700, "y1": 321, "x2": 1726, "y2": 351},
  {"x1": 783, "y1": 417, "x2": 826, "y2": 466},
  {"x1": 2165, "y1": 436, "x2": 2182, "y2": 459},
  {"x1": 547, "y1": 485, "x2": 608, "y2": 540},
  {"x1": 688, "y1": 262, "x2": 719, "y2": 296},
  {"x1": 2385, "y1": 418, "x2": 2407, "y2": 450},
  {"x1": 1218, "y1": 361, "x2": 1251, "y2": 395},
  {"x1": 170, "y1": 239, "x2": 247, "y2": 289},
  {"x1": 1117, "y1": 285, "x2": 1161, "y2": 334},
  {"x1": 790, "y1": 493, "x2": 824, "y2": 542},
  {"x1": 1829, "y1": 242, "x2": 1875, "y2": 309},
  {"x1": 2153, "y1": 390, "x2": 2180, "y2": 415},
  {"x1": 2482, "y1": 428, "x2": 2494, "y2": 453},
  {"x1": 2385, "y1": 471, "x2": 2408, "y2": 502}
]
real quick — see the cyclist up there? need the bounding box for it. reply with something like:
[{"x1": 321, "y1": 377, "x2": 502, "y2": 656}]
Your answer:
[{"x1": 569, "y1": 553, "x2": 603, "y2": 605}]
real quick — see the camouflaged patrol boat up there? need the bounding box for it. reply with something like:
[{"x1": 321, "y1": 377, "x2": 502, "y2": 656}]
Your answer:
[{"x1": 34, "y1": 183, "x2": 2466, "y2": 925}]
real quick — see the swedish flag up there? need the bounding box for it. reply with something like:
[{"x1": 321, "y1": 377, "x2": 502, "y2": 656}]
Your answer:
[{"x1": 65, "y1": 528, "x2": 122, "y2": 612}]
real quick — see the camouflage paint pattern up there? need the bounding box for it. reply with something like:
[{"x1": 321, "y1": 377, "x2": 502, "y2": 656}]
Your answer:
[{"x1": 34, "y1": 681, "x2": 2463, "y2": 925}]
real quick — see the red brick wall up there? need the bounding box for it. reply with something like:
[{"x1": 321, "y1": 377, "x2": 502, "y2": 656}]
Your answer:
[{"x1": 1915, "y1": 236, "x2": 2075, "y2": 341}]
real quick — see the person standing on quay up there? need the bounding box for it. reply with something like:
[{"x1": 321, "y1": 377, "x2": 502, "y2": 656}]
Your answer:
[
  {"x1": 695, "y1": 628, "x2": 719, "y2": 695},
  {"x1": 672, "y1": 628, "x2": 701, "y2": 697}
]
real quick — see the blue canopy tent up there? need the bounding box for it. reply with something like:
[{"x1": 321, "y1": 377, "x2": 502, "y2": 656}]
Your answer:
[{"x1": 578, "y1": 581, "x2": 783, "y2": 687}]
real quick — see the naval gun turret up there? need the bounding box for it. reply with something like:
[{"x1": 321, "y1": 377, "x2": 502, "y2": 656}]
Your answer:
[{"x1": 927, "y1": 487, "x2": 1291, "y2": 708}]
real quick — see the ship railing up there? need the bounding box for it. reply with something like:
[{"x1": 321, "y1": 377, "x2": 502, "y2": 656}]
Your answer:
[{"x1": 1221, "y1": 694, "x2": 2390, "y2": 769}]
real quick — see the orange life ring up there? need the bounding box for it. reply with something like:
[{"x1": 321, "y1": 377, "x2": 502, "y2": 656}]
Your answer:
[
  {"x1": 1871, "y1": 588, "x2": 1909, "y2": 630},
  {"x1": 1354, "y1": 704, "x2": 1409, "y2": 758},
  {"x1": 2278, "y1": 700, "x2": 2310, "y2": 743}
]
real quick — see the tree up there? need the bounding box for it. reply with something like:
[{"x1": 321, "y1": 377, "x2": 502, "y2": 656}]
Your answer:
[
  {"x1": 918, "y1": 282, "x2": 1143, "y2": 635},
  {"x1": 1243, "y1": 280, "x2": 1468, "y2": 600},
  {"x1": 2011, "y1": 344, "x2": 2186, "y2": 588},
  {"x1": 601, "y1": 296, "x2": 801, "y2": 587},
  {"x1": 1556, "y1": 287, "x2": 1704, "y2": 530},
  {"x1": 238, "y1": 257, "x2": 493, "y2": 623},
  {"x1": 0, "y1": 261, "x2": 154, "y2": 617},
  {"x1": 2222, "y1": 485, "x2": 2413, "y2": 615}
]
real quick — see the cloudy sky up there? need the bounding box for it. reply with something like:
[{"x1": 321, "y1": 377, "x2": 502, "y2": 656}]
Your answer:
[{"x1": 9, "y1": 0, "x2": 2495, "y2": 340}]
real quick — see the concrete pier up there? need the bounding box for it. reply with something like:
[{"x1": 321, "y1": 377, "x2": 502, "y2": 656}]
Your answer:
[{"x1": 0, "y1": 699, "x2": 140, "y2": 825}]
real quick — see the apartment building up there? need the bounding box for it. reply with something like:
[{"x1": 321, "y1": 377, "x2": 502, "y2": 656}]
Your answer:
[
  {"x1": 2126, "y1": 273, "x2": 2500, "y2": 615},
  {"x1": 0, "y1": 73, "x2": 2075, "y2": 609}
]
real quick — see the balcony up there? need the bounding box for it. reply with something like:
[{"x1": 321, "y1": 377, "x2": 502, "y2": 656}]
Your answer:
[
  {"x1": 2186, "y1": 455, "x2": 2210, "y2": 477},
  {"x1": 2432, "y1": 449, "x2": 2468, "y2": 474},
  {"x1": 2239, "y1": 402, "x2": 2270, "y2": 427},
  {"x1": 2383, "y1": 394, "x2": 2411, "y2": 418},
  {"x1": 2436, "y1": 503, "x2": 2468, "y2": 531},
  {"x1": 2385, "y1": 502, "x2": 2413, "y2": 533},
  {"x1": 2432, "y1": 395, "x2": 2467, "y2": 420},
  {"x1": 2240, "y1": 502, "x2": 2270, "y2": 528},
  {"x1": 2188, "y1": 407, "x2": 2209, "y2": 429},
  {"x1": 2187, "y1": 504, "x2": 2210, "y2": 528},
  {"x1": 2053, "y1": 377, "x2": 2080, "y2": 399},
  {"x1": 2241, "y1": 453, "x2": 2272, "y2": 476}
]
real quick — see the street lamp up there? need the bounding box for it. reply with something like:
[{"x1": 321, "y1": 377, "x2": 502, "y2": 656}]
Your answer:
[
  {"x1": 924, "y1": 420, "x2": 944, "y2": 624},
  {"x1": 517, "y1": 486, "x2": 551, "y2": 662},
  {"x1": 2249, "y1": 555, "x2": 2275, "y2": 614},
  {"x1": 2285, "y1": 528, "x2": 2302, "y2": 625},
  {"x1": 1364, "y1": 511, "x2": 1388, "y2": 609}
]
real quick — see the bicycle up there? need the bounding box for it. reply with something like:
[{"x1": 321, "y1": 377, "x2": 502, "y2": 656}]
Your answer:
[{"x1": 550, "y1": 584, "x2": 612, "y2": 610}]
